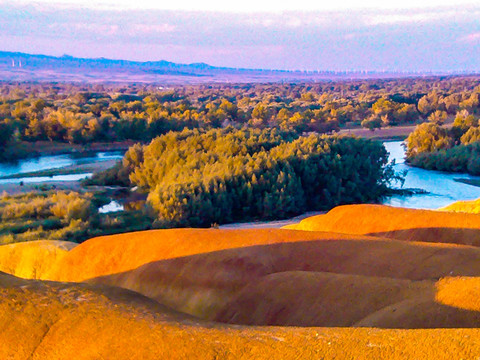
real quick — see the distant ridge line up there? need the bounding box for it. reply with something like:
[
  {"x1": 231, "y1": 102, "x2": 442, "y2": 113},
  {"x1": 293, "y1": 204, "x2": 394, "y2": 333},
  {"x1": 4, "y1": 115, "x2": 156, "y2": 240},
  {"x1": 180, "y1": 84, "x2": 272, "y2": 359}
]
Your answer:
[{"x1": 1, "y1": 50, "x2": 478, "y2": 83}]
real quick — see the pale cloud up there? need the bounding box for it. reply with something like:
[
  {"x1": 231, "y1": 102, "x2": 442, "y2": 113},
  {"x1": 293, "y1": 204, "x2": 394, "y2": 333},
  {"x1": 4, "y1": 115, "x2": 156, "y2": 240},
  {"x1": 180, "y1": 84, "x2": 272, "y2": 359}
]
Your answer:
[
  {"x1": 246, "y1": 14, "x2": 314, "y2": 29},
  {"x1": 285, "y1": 17, "x2": 302, "y2": 28},
  {"x1": 72, "y1": 23, "x2": 120, "y2": 35},
  {"x1": 364, "y1": 9, "x2": 459, "y2": 26},
  {"x1": 238, "y1": 12, "x2": 346, "y2": 30},
  {"x1": 342, "y1": 33, "x2": 370, "y2": 40},
  {"x1": 5, "y1": 0, "x2": 480, "y2": 12},
  {"x1": 459, "y1": 32, "x2": 480, "y2": 43},
  {"x1": 129, "y1": 24, "x2": 176, "y2": 34},
  {"x1": 246, "y1": 17, "x2": 276, "y2": 28}
]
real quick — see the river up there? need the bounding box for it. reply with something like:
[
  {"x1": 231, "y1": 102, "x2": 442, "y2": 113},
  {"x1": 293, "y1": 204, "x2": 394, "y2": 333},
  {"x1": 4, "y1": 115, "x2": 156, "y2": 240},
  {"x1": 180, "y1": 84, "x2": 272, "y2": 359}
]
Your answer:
[
  {"x1": 382, "y1": 141, "x2": 480, "y2": 209},
  {"x1": 0, "y1": 151, "x2": 123, "y2": 184}
]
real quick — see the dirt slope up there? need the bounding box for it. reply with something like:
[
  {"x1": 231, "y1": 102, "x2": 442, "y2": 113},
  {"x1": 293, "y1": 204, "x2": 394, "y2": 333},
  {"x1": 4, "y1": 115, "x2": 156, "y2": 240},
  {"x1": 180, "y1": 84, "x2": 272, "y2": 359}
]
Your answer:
[
  {"x1": 215, "y1": 271, "x2": 432, "y2": 326},
  {"x1": 3, "y1": 208, "x2": 480, "y2": 355},
  {"x1": 0, "y1": 240, "x2": 77, "y2": 279},
  {"x1": 47, "y1": 228, "x2": 387, "y2": 282},
  {"x1": 45, "y1": 228, "x2": 480, "y2": 321},
  {"x1": 355, "y1": 277, "x2": 480, "y2": 328},
  {"x1": 4, "y1": 271, "x2": 480, "y2": 360},
  {"x1": 217, "y1": 272, "x2": 480, "y2": 329},
  {"x1": 285, "y1": 204, "x2": 480, "y2": 246},
  {"x1": 440, "y1": 197, "x2": 480, "y2": 214}
]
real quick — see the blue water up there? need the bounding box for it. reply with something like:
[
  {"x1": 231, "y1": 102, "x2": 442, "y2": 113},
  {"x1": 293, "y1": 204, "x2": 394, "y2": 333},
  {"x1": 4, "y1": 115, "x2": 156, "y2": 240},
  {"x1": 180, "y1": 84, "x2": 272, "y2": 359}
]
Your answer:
[
  {"x1": 0, "y1": 151, "x2": 123, "y2": 178},
  {"x1": 382, "y1": 141, "x2": 480, "y2": 209}
]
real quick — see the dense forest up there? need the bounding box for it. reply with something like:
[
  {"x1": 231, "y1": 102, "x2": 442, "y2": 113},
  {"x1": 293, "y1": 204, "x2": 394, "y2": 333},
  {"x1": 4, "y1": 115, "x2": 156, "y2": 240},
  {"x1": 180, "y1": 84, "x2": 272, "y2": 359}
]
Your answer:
[
  {"x1": 1, "y1": 76, "x2": 480, "y2": 160},
  {"x1": 96, "y1": 128, "x2": 396, "y2": 227},
  {"x1": 405, "y1": 110, "x2": 480, "y2": 174}
]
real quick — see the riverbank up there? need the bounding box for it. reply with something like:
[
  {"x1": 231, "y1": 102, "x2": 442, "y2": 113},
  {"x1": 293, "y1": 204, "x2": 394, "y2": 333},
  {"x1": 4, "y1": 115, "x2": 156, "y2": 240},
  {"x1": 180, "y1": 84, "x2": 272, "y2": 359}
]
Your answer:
[
  {"x1": 454, "y1": 178, "x2": 480, "y2": 188},
  {"x1": 383, "y1": 141, "x2": 480, "y2": 209}
]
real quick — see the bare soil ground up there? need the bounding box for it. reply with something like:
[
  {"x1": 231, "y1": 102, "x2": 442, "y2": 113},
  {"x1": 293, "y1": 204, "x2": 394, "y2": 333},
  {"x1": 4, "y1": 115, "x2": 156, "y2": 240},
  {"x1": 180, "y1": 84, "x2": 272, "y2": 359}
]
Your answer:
[
  {"x1": 4, "y1": 205, "x2": 480, "y2": 358},
  {"x1": 219, "y1": 211, "x2": 324, "y2": 229},
  {"x1": 0, "y1": 180, "x2": 84, "y2": 195},
  {"x1": 337, "y1": 120, "x2": 454, "y2": 140},
  {"x1": 43, "y1": 225, "x2": 480, "y2": 325},
  {"x1": 338, "y1": 125, "x2": 418, "y2": 140},
  {"x1": 4, "y1": 270, "x2": 480, "y2": 360},
  {"x1": 286, "y1": 204, "x2": 480, "y2": 245}
]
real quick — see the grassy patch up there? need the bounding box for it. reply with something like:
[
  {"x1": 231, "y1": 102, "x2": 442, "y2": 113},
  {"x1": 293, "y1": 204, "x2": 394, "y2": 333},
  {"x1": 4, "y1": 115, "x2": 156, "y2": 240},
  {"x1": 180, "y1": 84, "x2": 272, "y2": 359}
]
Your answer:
[{"x1": 0, "y1": 191, "x2": 153, "y2": 244}]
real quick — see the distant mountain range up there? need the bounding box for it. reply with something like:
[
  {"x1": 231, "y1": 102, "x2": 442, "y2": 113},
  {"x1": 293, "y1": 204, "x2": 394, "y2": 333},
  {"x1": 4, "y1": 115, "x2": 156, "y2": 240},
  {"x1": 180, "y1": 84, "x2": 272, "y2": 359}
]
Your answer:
[{"x1": 0, "y1": 51, "x2": 464, "y2": 83}]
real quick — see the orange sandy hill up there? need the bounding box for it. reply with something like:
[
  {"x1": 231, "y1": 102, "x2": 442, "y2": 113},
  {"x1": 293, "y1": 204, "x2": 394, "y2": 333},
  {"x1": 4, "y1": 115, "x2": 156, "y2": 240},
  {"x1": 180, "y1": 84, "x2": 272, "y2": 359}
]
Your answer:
[
  {"x1": 216, "y1": 271, "x2": 430, "y2": 327},
  {"x1": 285, "y1": 204, "x2": 480, "y2": 246},
  {"x1": 5, "y1": 271, "x2": 480, "y2": 360},
  {"x1": 440, "y1": 197, "x2": 480, "y2": 214},
  {"x1": 217, "y1": 272, "x2": 480, "y2": 329},
  {"x1": 42, "y1": 228, "x2": 480, "y2": 326},
  {"x1": 0, "y1": 240, "x2": 77, "y2": 279},
  {"x1": 354, "y1": 276, "x2": 480, "y2": 329},
  {"x1": 5, "y1": 209, "x2": 480, "y2": 356}
]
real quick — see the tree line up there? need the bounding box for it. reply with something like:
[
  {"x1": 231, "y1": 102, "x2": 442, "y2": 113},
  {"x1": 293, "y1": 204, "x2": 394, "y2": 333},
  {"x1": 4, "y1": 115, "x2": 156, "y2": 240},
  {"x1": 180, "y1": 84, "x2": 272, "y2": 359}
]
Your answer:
[{"x1": 2, "y1": 77, "x2": 480, "y2": 160}]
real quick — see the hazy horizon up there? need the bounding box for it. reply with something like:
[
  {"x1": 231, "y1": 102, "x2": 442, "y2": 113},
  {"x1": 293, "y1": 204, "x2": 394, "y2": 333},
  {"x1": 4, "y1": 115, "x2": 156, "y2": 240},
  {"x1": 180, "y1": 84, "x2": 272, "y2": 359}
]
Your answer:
[{"x1": 1, "y1": 1, "x2": 480, "y2": 72}]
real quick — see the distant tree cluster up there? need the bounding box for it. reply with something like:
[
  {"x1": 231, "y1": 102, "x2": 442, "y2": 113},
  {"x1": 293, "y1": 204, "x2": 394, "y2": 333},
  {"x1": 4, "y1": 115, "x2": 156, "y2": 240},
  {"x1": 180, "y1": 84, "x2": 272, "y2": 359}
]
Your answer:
[
  {"x1": 110, "y1": 128, "x2": 394, "y2": 227},
  {"x1": 1, "y1": 77, "x2": 480, "y2": 160},
  {"x1": 406, "y1": 110, "x2": 480, "y2": 174}
]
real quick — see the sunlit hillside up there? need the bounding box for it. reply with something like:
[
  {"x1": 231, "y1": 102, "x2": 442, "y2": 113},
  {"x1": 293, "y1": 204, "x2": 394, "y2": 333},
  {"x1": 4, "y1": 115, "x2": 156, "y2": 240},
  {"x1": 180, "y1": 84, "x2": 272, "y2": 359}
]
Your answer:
[
  {"x1": 0, "y1": 240, "x2": 76, "y2": 279},
  {"x1": 4, "y1": 204, "x2": 480, "y2": 358},
  {"x1": 37, "y1": 227, "x2": 480, "y2": 321},
  {"x1": 5, "y1": 272, "x2": 480, "y2": 359},
  {"x1": 285, "y1": 204, "x2": 480, "y2": 246},
  {"x1": 440, "y1": 197, "x2": 480, "y2": 214}
]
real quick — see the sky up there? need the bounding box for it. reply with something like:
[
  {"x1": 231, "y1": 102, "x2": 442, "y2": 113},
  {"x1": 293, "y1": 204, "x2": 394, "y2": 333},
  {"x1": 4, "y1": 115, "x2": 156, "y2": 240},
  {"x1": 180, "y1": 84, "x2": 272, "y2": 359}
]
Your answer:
[{"x1": 1, "y1": 0, "x2": 480, "y2": 72}]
